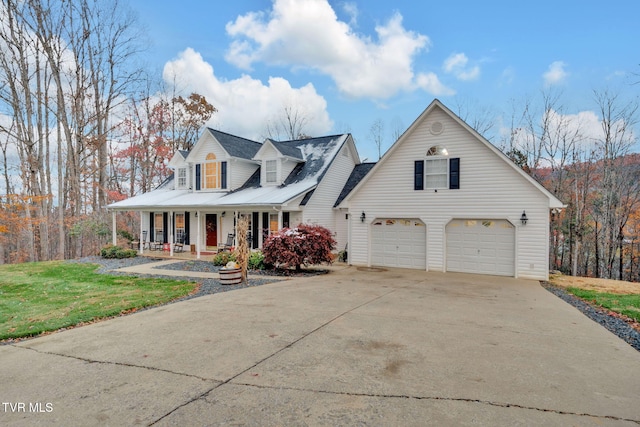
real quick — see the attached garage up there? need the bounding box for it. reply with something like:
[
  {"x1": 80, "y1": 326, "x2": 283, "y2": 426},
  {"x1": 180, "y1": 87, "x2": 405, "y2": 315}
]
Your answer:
[
  {"x1": 446, "y1": 219, "x2": 515, "y2": 276},
  {"x1": 371, "y1": 219, "x2": 426, "y2": 269}
]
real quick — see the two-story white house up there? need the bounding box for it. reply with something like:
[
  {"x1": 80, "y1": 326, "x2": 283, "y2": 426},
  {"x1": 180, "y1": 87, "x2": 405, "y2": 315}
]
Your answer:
[
  {"x1": 108, "y1": 128, "x2": 361, "y2": 257},
  {"x1": 109, "y1": 99, "x2": 564, "y2": 280}
]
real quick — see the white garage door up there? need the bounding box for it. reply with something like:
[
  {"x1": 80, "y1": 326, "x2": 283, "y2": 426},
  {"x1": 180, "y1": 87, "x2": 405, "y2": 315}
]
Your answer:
[
  {"x1": 371, "y1": 219, "x2": 426, "y2": 269},
  {"x1": 446, "y1": 219, "x2": 515, "y2": 276}
]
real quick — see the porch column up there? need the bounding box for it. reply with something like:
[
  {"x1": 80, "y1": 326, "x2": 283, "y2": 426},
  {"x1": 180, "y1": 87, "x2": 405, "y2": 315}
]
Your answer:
[
  {"x1": 234, "y1": 210, "x2": 238, "y2": 246},
  {"x1": 278, "y1": 210, "x2": 283, "y2": 231},
  {"x1": 169, "y1": 210, "x2": 174, "y2": 256},
  {"x1": 111, "y1": 211, "x2": 117, "y2": 246},
  {"x1": 139, "y1": 211, "x2": 144, "y2": 255},
  {"x1": 196, "y1": 211, "x2": 201, "y2": 259}
]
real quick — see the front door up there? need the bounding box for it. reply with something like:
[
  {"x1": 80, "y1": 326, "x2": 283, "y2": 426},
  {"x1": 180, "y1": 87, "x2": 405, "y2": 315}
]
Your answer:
[{"x1": 206, "y1": 214, "x2": 217, "y2": 247}]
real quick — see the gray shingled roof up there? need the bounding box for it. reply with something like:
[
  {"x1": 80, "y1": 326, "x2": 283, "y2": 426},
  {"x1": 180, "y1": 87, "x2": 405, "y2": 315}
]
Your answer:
[
  {"x1": 281, "y1": 135, "x2": 346, "y2": 185},
  {"x1": 334, "y1": 162, "x2": 376, "y2": 207},
  {"x1": 270, "y1": 140, "x2": 303, "y2": 160},
  {"x1": 207, "y1": 128, "x2": 262, "y2": 159}
]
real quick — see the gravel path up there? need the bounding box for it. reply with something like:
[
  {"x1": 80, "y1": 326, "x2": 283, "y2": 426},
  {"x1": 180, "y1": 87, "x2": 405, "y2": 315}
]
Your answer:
[{"x1": 542, "y1": 283, "x2": 640, "y2": 352}]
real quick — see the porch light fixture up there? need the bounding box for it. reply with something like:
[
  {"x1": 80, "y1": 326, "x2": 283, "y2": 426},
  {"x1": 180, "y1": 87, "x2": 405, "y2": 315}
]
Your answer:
[
  {"x1": 520, "y1": 210, "x2": 528, "y2": 225},
  {"x1": 221, "y1": 211, "x2": 226, "y2": 217},
  {"x1": 360, "y1": 212, "x2": 366, "y2": 223}
]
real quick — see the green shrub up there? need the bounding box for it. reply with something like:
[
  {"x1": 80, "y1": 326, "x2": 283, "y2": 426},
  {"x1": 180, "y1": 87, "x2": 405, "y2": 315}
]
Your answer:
[
  {"x1": 212, "y1": 251, "x2": 236, "y2": 266},
  {"x1": 101, "y1": 244, "x2": 137, "y2": 259},
  {"x1": 248, "y1": 251, "x2": 265, "y2": 270},
  {"x1": 117, "y1": 229, "x2": 135, "y2": 242}
]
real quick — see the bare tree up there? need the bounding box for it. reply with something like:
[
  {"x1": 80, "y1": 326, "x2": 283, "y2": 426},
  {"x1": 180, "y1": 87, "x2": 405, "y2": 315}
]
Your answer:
[
  {"x1": 389, "y1": 116, "x2": 404, "y2": 143},
  {"x1": 0, "y1": 0, "x2": 145, "y2": 261},
  {"x1": 453, "y1": 97, "x2": 497, "y2": 139},
  {"x1": 264, "y1": 103, "x2": 311, "y2": 141},
  {"x1": 369, "y1": 118, "x2": 385, "y2": 160},
  {"x1": 591, "y1": 89, "x2": 639, "y2": 279}
]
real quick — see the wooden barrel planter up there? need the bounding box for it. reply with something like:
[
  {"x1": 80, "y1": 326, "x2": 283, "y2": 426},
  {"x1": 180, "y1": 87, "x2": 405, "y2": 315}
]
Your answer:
[{"x1": 219, "y1": 268, "x2": 242, "y2": 285}]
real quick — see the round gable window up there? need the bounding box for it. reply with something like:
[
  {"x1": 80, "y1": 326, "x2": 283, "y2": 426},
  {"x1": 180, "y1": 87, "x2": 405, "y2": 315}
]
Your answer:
[{"x1": 430, "y1": 121, "x2": 444, "y2": 135}]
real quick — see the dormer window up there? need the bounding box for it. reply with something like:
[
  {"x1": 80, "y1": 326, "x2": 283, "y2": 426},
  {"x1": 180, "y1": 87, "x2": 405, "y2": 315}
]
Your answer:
[
  {"x1": 265, "y1": 159, "x2": 277, "y2": 184},
  {"x1": 205, "y1": 153, "x2": 220, "y2": 188},
  {"x1": 177, "y1": 167, "x2": 187, "y2": 189},
  {"x1": 195, "y1": 153, "x2": 227, "y2": 190},
  {"x1": 414, "y1": 146, "x2": 460, "y2": 190}
]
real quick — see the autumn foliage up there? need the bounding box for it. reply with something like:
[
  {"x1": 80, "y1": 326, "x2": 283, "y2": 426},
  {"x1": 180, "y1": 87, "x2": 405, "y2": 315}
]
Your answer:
[{"x1": 263, "y1": 224, "x2": 336, "y2": 271}]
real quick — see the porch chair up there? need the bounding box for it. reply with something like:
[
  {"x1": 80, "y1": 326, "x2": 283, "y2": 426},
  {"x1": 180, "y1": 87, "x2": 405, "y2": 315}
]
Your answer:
[
  {"x1": 217, "y1": 233, "x2": 235, "y2": 253},
  {"x1": 174, "y1": 235, "x2": 185, "y2": 253}
]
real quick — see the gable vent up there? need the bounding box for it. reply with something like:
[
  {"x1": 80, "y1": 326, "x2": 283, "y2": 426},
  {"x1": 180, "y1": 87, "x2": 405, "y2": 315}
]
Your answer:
[{"x1": 430, "y1": 121, "x2": 444, "y2": 135}]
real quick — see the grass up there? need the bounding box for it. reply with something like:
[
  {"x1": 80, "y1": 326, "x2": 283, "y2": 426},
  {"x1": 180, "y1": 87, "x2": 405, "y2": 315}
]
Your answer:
[
  {"x1": 549, "y1": 273, "x2": 640, "y2": 325},
  {"x1": 565, "y1": 287, "x2": 640, "y2": 323},
  {"x1": 0, "y1": 261, "x2": 198, "y2": 341}
]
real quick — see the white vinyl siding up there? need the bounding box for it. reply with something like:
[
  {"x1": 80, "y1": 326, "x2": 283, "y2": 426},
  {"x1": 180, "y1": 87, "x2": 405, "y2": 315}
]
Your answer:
[
  {"x1": 347, "y1": 107, "x2": 552, "y2": 280},
  {"x1": 302, "y1": 141, "x2": 356, "y2": 251}
]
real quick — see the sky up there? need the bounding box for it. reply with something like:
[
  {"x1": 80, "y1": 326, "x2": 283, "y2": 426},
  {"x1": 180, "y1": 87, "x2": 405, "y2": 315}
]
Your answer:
[{"x1": 128, "y1": 0, "x2": 640, "y2": 162}]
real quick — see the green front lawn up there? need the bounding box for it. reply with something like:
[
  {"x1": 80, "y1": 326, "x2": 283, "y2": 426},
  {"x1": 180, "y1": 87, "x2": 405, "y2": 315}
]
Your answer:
[
  {"x1": 566, "y1": 287, "x2": 640, "y2": 323},
  {"x1": 0, "y1": 261, "x2": 197, "y2": 341}
]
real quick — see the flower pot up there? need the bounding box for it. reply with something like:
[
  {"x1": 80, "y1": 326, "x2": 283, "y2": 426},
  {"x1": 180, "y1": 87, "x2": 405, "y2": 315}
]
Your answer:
[{"x1": 219, "y1": 268, "x2": 242, "y2": 285}]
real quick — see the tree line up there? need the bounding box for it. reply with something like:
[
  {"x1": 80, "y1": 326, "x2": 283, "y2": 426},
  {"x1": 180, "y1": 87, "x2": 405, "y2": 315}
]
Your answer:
[
  {"x1": 0, "y1": 0, "x2": 214, "y2": 263},
  {"x1": 500, "y1": 89, "x2": 640, "y2": 281}
]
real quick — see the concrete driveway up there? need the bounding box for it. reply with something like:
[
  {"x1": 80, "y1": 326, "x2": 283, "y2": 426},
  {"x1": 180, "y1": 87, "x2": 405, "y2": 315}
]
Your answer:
[{"x1": 2, "y1": 266, "x2": 640, "y2": 426}]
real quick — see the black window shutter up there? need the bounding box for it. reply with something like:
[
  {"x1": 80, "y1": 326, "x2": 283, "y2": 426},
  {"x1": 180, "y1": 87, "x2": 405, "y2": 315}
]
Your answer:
[
  {"x1": 184, "y1": 212, "x2": 190, "y2": 244},
  {"x1": 252, "y1": 212, "x2": 259, "y2": 249},
  {"x1": 283, "y1": 212, "x2": 290, "y2": 228},
  {"x1": 162, "y1": 213, "x2": 168, "y2": 243},
  {"x1": 195, "y1": 164, "x2": 201, "y2": 190},
  {"x1": 149, "y1": 212, "x2": 155, "y2": 242},
  {"x1": 221, "y1": 161, "x2": 227, "y2": 189},
  {"x1": 414, "y1": 160, "x2": 424, "y2": 190},
  {"x1": 262, "y1": 212, "x2": 269, "y2": 242},
  {"x1": 449, "y1": 158, "x2": 460, "y2": 190}
]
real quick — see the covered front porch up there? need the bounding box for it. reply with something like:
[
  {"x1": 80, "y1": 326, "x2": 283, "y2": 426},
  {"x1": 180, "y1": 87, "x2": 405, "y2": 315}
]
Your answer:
[{"x1": 110, "y1": 207, "x2": 301, "y2": 259}]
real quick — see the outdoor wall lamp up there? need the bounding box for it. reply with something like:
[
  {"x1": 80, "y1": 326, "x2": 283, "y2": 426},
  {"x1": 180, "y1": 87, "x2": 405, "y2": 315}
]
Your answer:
[
  {"x1": 360, "y1": 211, "x2": 366, "y2": 223},
  {"x1": 520, "y1": 210, "x2": 528, "y2": 225},
  {"x1": 221, "y1": 211, "x2": 226, "y2": 217}
]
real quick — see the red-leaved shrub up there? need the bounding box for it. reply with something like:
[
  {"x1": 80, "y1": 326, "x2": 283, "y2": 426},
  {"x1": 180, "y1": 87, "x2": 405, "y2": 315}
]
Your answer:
[{"x1": 263, "y1": 224, "x2": 336, "y2": 271}]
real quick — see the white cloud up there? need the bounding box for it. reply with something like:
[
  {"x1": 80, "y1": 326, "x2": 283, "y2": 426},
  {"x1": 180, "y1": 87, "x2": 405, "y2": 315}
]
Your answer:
[
  {"x1": 500, "y1": 67, "x2": 515, "y2": 86},
  {"x1": 163, "y1": 48, "x2": 333, "y2": 140},
  {"x1": 224, "y1": 0, "x2": 450, "y2": 99},
  {"x1": 443, "y1": 53, "x2": 480, "y2": 81},
  {"x1": 341, "y1": 2, "x2": 359, "y2": 26},
  {"x1": 543, "y1": 61, "x2": 569, "y2": 86}
]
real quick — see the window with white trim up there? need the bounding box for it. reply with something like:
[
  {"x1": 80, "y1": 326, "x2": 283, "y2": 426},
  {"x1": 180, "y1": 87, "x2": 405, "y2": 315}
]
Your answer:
[
  {"x1": 177, "y1": 167, "x2": 187, "y2": 189},
  {"x1": 204, "y1": 153, "x2": 220, "y2": 189},
  {"x1": 414, "y1": 146, "x2": 460, "y2": 191},
  {"x1": 425, "y1": 158, "x2": 448, "y2": 189},
  {"x1": 265, "y1": 159, "x2": 277, "y2": 184},
  {"x1": 425, "y1": 145, "x2": 448, "y2": 189},
  {"x1": 175, "y1": 213, "x2": 185, "y2": 242}
]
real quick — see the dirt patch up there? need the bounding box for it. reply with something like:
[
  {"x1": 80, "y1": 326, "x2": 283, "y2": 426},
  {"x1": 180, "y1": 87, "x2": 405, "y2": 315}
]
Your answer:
[{"x1": 549, "y1": 274, "x2": 640, "y2": 295}]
